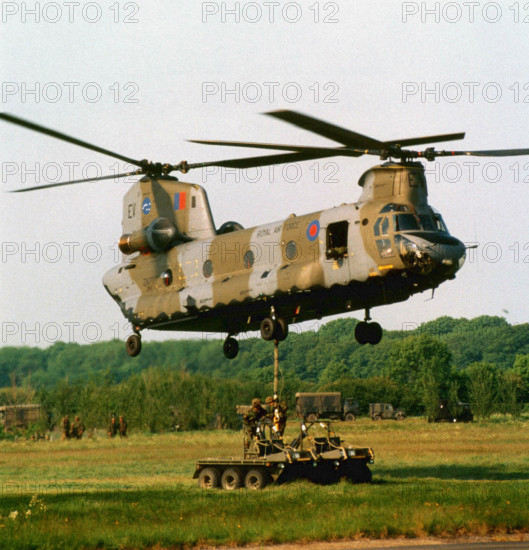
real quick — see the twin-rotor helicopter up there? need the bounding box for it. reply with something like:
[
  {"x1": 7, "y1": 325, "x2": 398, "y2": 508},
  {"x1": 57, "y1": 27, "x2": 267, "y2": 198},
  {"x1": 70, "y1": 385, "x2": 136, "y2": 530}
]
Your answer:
[{"x1": 3, "y1": 110, "x2": 529, "y2": 359}]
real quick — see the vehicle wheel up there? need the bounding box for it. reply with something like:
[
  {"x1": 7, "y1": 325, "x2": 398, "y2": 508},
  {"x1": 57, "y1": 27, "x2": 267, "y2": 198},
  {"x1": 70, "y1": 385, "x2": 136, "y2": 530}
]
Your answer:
[
  {"x1": 244, "y1": 468, "x2": 270, "y2": 490},
  {"x1": 260, "y1": 317, "x2": 277, "y2": 341},
  {"x1": 306, "y1": 413, "x2": 317, "y2": 423},
  {"x1": 308, "y1": 463, "x2": 339, "y2": 485},
  {"x1": 348, "y1": 463, "x2": 372, "y2": 484},
  {"x1": 223, "y1": 337, "x2": 239, "y2": 359},
  {"x1": 274, "y1": 318, "x2": 288, "y2": 341},
  {"x1": 197, "y1": 467, "x2": 221, "y2": 489},
  {"x1": 396, "y1": 414, "x2": 406, "y2": 421},
  {"x1": 373, "y1": 414, "x2": 382, "y2": 421},
  {"x1": 126, "y1": 334, "x2": 141, "y2": 357},
  {"x1": 344, "y1": 412, "x2": 356, "y2": 422},
  {"x1": 221, "y1": 468, "x2": 243, "y2": 491},
  {"x1": 354, "y1": 322, "x2": 368, "y2": 345},
  {"x1": 367, "y1": 322, "x2": 382, "y2": 345}
]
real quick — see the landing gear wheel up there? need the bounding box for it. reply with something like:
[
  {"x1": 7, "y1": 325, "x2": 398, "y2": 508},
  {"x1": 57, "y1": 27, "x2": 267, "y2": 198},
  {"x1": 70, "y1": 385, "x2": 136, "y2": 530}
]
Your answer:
[
  {"x1": 355, "y1": 322, "x2": 369, "y2": 345},
  {"x1": 274, "y1": 318, "x2": 288, "y2": 341},
  {"x1": 197, "y1": 467, "x2": 221, "y2": 489},
  {"x1": 244, "y1": 468, "x2": 271, "y2": 490},
  {"x1": 223, "y1": 336, "x2": 239, "y2": 359},
  {"x1": 260, "y1": 317, "x2": 277, "y2": 341},
  {"x1": 368, "y1": 322, "x2": 382, "y2": 345},
  {"x1": 126, "y1": 334, "x2": 142, "y2": 357},
  {"x1": 355, "y1": 321, "x2": 382, "y2": 345},
  {"x1": 221, "y1": 468, "x2": 243, "y2": 491}
]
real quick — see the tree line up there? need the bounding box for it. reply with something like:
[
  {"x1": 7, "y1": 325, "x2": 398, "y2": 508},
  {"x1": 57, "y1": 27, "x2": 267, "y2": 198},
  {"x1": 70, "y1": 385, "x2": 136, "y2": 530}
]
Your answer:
[{"x1": 0, "y1": 315, "x2": 528, "y2": 431}]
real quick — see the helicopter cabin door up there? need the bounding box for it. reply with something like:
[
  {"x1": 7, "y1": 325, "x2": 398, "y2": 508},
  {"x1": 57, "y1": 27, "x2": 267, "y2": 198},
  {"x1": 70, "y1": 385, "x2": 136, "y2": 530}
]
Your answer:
[{"x1": 323, "y1": 219, "x2": 351, "y2": 285}]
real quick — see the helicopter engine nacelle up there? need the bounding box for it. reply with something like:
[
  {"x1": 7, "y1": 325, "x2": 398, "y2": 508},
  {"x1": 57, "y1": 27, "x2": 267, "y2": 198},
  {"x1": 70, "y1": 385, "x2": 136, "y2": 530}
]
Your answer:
[{"x1": 118, "y1": 217, "x2": 178, "y2": 255}]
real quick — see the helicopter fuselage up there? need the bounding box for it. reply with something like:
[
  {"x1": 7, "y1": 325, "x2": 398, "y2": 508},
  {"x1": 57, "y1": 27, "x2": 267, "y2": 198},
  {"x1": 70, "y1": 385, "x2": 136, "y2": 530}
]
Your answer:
[{"x1": 102, "y1": 163, "x2": 466, "y2": 337}]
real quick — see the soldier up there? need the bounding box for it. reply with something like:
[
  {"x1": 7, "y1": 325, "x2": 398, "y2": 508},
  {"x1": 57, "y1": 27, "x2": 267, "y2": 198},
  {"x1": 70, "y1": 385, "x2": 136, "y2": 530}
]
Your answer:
[
  {"x1": 61, "y1": 415, "x2": 70, "y2": 441},
  {"x1": 72, "y1": 416, "x2": 85, "y2": 439},
  {"x1": 107, "y1": 415, "x2": 118, "y2": 438},
  {"x1": 118, "y1": 415, "x2": 127, "y2": 438},
  {"x1": 242, "y1": 398, "x2": 267, "y2": 448},
  {"x1": 265, "y1": 396, "x2": 288, "y2": 437}
]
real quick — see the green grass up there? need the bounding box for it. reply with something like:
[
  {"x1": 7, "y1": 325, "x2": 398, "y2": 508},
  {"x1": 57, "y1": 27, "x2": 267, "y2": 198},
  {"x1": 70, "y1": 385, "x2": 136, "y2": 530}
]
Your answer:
[{"x1": 0, "y1": 419, "x2": 528, "y2": 548}]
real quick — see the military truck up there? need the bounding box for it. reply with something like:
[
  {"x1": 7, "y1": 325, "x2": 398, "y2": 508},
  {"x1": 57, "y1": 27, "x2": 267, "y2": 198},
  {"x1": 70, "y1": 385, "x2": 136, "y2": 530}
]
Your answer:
[
  {"x1": 295, "y1": 392, "x2": 361, "y2": 422},
  {"x1": 430, "y1": 400, "x2": 473, "y2": 423},
  {"x1": 0, "y1": 404, "x2": 44, "y2": 430},
  {"x1": 369, "y1": 403, "x2": 405, "y2": 421},
  {"x1": 194, "y1": 418, "x2": 374, "y2": 490}
]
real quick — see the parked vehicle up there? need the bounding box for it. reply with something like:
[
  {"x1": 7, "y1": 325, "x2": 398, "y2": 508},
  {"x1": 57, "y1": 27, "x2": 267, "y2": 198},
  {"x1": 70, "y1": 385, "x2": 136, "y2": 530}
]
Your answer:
[
  {"x1": 429, "y1": 400, "x2": 473, "y2": 423},
  {"x1": 369, "y1": 403, "x2": 405, "y2": 421},
  {"x1": 295, "y1": 392, "x2": 360, "y2": 422}
]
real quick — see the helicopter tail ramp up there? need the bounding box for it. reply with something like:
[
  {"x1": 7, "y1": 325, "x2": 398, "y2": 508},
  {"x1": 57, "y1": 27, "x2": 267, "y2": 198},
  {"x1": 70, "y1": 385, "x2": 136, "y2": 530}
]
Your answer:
[{"x1": 121, "y1": 177, "x2": 216, "y2": 241}]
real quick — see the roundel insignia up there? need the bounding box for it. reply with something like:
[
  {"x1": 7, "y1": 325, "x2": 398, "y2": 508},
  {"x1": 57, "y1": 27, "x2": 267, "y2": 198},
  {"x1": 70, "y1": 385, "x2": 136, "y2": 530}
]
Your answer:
[
  {"x1": 142, "y1": 197, "x2": 152, "y2": 215},
  {"x1": 306, "y1": 220, "x2": 320, "y2": 241}
]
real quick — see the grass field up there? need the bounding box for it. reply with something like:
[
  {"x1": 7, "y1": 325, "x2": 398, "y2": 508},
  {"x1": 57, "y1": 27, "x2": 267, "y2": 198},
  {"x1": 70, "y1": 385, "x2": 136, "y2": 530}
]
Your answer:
[{"x1": 1, "y1": 417, "x2": 528, "y2": 549}]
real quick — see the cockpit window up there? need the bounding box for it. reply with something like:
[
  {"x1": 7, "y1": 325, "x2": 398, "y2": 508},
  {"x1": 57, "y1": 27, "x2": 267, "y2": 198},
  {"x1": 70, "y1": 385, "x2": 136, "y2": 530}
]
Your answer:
[
  {"x1": 380, "y1": 203, "x2": 410, "y2": 213},
  {"x1": 433, "y1": 213, "x2": 448, "y2": 233},
  {"x1": 393, "y1": 213, "x2": 420, "y2": 232},
  {"x1": 419, "y1": 214, "x2": 436, "y2": 231}
]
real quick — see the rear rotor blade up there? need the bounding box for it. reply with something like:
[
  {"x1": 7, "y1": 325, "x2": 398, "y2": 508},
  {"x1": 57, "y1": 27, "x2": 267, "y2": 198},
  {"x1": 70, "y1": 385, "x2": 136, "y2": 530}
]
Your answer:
[
  {"x1": 386, "y1": 133, "x2": 466, "y2": 147},
  {"x1": 0, "y1": 113, "x2": 143, "y2": 167},
  {"x1": 8, "y1": 171, "x2": 140, "y2": 192}
]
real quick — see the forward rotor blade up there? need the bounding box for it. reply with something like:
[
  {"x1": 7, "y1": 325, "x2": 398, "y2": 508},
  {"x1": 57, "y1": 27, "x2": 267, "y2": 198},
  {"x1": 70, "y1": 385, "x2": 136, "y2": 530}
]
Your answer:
[
  {"x1": 187, "y1": 150, "x2": 343, "y2": 171},
  {"x1": 0, "y1": 113, "x2": 143, "y2": 167},
  {"x1": 189, "y1": 139, "x2": 364, "y2": 157},
  {"x1": 386, "y1": 133, "x2": 466, "y2": 147},
  {"x1": 435, "y1": 148, "x2": 529, "y2": 158},
  {"x1": 8, "y1": 171, "x2": 140, "y2": 192},
  {"x1": 265, "y1": 110, "x2": 385, "y2": 148}
]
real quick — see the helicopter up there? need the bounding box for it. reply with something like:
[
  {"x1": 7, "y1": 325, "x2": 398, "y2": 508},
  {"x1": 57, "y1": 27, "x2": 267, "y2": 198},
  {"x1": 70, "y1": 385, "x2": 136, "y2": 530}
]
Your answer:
[{"x1": 2, "y1": 110, "x2": 529, "y2": 359}]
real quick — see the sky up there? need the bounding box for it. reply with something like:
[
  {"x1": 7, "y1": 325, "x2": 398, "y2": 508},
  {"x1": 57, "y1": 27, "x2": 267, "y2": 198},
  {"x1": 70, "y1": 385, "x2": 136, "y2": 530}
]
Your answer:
[{"x1": 1, "y1": 1, "x2": 529, "y2": 348}]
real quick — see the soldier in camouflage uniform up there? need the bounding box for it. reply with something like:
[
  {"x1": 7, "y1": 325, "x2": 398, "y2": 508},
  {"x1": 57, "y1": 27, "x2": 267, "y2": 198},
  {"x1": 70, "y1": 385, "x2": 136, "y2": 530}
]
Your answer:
[
  {"x1": 265, "y1": 396, "x2": 288, "y2": 437},
  {"x1": 119, "y1": 415, "x2": 127, "y2": 438},
  {"x1": 108, "y1": 415, "x2": 118, "y2": 438},
  {"x1": 71, "y1": 416, "x2": 85, "y2": 439},
  {"x1": 61, "y1": 415, "x2": 70, "y2": 441},
  {"x1": 242, "y1": 398, "x2": 267, "y2": 449}
]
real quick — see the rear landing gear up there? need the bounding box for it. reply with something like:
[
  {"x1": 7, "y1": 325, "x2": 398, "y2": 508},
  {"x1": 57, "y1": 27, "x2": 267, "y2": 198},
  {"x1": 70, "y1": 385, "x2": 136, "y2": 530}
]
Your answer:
[
  {"x1": 260, "y1": 309, "x2": 288, "y2": 342},
  {"x1": 355, "y1": 310, "x2": 382, "y2": 345},
  {"x1": 126, "y1": 333, "x2": 142, "y2": 357},
  {"x1": 223, "y1": 336, "x2": 239, "y2": 359}
]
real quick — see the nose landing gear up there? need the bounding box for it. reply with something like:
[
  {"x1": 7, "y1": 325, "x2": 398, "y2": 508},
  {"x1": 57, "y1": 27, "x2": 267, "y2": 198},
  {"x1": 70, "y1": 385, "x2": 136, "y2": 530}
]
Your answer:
[{"x1": 355, "y1": 310, "x2": 382, "y2": 345}]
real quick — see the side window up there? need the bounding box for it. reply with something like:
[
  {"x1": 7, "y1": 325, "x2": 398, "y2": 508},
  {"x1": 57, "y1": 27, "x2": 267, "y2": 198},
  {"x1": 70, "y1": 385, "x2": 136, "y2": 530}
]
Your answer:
[{"x1": 326, "y1": 220, "x2": 349, "y2": 260}]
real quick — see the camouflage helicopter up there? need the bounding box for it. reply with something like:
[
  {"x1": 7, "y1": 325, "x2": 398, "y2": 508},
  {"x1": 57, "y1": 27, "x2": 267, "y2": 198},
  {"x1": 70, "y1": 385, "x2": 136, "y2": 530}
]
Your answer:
[{"x1": 3, "y1": 111, "x2": 529, "y2": 359}]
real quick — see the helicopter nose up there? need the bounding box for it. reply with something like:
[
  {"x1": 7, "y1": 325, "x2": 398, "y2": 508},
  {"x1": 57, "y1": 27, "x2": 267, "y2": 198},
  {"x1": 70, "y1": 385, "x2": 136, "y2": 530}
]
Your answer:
[
  {"x1": 424, "y1": 235, "x2": 466, "y2": 274},
  {"x1": 395, "y1": 233, "x2": 466, "y2": 276}
]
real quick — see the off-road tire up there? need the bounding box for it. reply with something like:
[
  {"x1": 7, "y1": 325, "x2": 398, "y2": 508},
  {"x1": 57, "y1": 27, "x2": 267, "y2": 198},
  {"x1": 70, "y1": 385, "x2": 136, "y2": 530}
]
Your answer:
[
  {"x1": 197, "y1": 468, "x2": 221, "y2": 489},
  {"x1": 221, "y1": 468, "x2": 243, "y2": 491},
  {"x1": 344, "y1": 412, "x2": 356, "y2": 422},
  {"x1": 244, "y1": 468, "x2": 271, "y2": 490}
]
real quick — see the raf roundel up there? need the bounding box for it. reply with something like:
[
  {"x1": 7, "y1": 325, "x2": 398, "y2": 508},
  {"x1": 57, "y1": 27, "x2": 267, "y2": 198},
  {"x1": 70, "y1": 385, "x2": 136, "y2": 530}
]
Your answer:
[
  {"x1": 142, "y1": 197, "x2": 152, "y2": 215},
  {"x1": 306, "y1": 220, "x2": 320, "y2": 242}
]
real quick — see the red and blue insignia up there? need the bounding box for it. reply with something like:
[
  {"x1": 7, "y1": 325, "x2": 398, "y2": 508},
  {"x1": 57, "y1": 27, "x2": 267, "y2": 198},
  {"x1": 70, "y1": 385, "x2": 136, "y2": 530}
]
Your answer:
[
  {"x1": 174, "y1": 192, "x2": 186, "y2": 211},
  {"x1": 306, "y1": 219, "x2": 320, "y2": 241}
]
